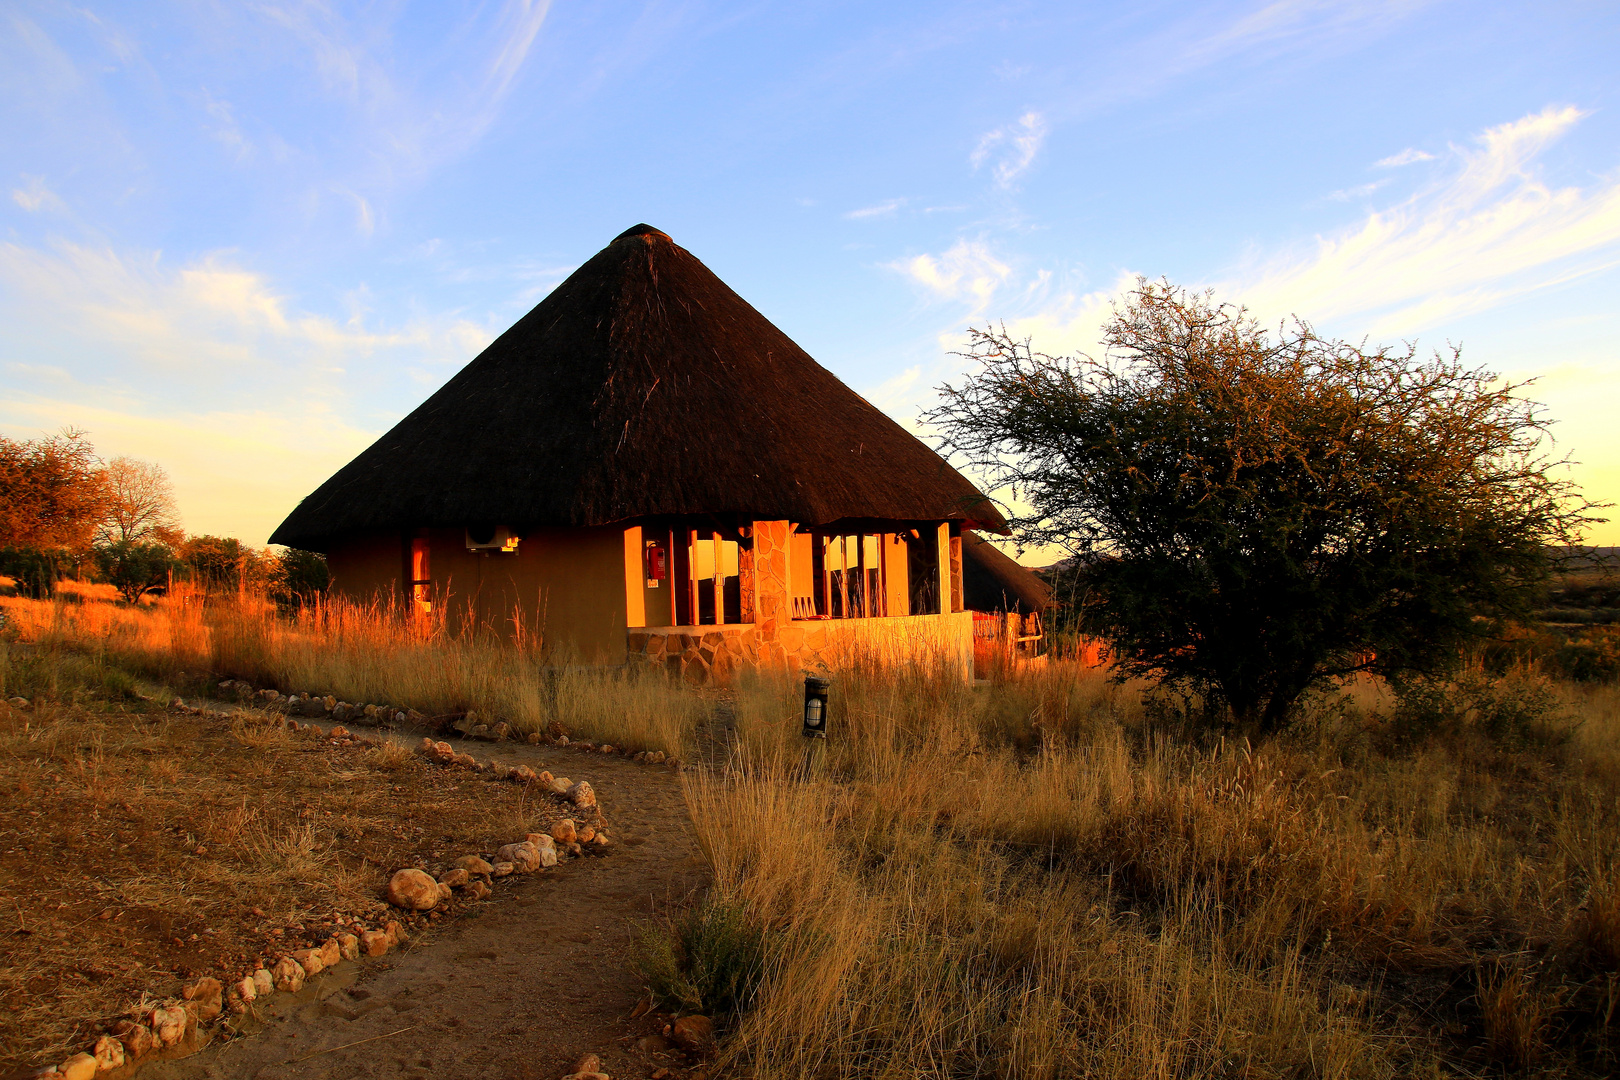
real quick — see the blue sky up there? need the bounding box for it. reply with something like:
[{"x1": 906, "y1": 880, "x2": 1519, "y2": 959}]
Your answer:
[{"x1": 3, "y1": 1, "x2": 1618, "y2": 550}]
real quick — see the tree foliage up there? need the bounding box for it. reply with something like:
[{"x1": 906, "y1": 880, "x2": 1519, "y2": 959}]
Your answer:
[
  {"x1": 180, "y1": 535, "x2": 270, "y2": 593},
  {"x1": 97, "y1": 457, "x2": 182, "y2": 546},
  {"x1": 271, "y1": 547, "x2": 329, "y2": 606},
  {"x1": 929, "y1": 281, "x2": 1602, "y2": 731},
  {"x1": 94, "y1": 541, "x2": 178, "y2": 604},
  {"x1": 0, "y1": 430, "x2": 109, "y2": 553}
]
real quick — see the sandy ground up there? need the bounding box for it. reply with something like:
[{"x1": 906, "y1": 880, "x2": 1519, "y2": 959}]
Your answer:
[{"x1": 148, "y1": 725, "x2": 708, "y2": 1080}]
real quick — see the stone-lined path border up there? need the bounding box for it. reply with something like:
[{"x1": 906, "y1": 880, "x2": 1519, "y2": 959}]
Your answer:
[
  {"x1": 23, "y1": 683, "x2": 658, "y2": 1080},
  {"x1": 146, "y1": 708, "x2": 709, "y2": 1080}
]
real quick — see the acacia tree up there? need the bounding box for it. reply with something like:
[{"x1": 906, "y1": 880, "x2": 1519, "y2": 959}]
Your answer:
[
  {"x1": 95, "y1": 541, "x2": 177, "y2": 604},
  {"x1": 96, "y1": 457, "x2": 182, "y2": 546},
  {"x1": 928, "y1": 281, "x2": 1601, "y2": 732},
  {"x1": 0, "y1": 429, "x2": 109, "y2": 552}
]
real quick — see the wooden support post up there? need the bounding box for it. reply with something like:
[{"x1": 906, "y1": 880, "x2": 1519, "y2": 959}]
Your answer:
[
  {"x1": 950, "y1": 533, "x2": 964, "y2": 613},
  {"x1": 715, "y1": 533, "x2": 725, "y2": 625},
  {"x1": 838, "y1": 536, "x2": 850, "y2": 619},
  {"x1": 812, "y1": 533, "x2": 827, "y2": 617},
  {"x1": 673, "y1": 527, "x2": 693, "y2": 626}
]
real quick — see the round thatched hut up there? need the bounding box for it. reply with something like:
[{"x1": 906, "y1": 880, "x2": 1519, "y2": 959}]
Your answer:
[{"x1": 271, "y1": 224, "x2": 1006, "y2": 681}]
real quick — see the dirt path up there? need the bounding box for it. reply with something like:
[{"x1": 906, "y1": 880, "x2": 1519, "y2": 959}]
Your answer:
[{"x1": 147, "y1": 728, "x2": 708, "y2": 1080}]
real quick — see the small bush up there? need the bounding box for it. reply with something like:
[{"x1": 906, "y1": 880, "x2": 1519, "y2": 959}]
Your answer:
[
  {"x1": 1482, "y1": 622, "x2": 1620, "y2": 683},
  {"x1": 633, "y1": 895, "x2": 767, "y2": 1017},
  {"x1": 0, "y1": 644, "x2": 137, "y2": 703},
  {"x1": 1388, "y1": 668, "x2": 1574, "y2": 749}
]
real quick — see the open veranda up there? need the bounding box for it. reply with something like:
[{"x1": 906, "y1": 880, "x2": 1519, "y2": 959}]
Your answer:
[{"x1": 3, "y1": 589, "x2": 1618, "y2": 1079}]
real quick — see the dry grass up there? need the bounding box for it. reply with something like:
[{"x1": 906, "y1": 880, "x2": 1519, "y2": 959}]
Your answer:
[
  {"x1": 0, "y1": 592, "x2": 707, "y2": 756},
  {"x1": 670, "y1": 661, "x2": 1620, "y2": 1079},
  {"x1": 0, "y1": 643, "x2": 568, "y2": 1073},
  {"x1": 9, "y1": 591, "x2": 1620, "y2": 1076}
]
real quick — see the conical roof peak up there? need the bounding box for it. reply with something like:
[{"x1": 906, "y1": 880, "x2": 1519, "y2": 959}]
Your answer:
[
  {"x1": 270, "y1": 226, "x2": 1004, "y2": 550},
  {"x1": 613, "y1": 222, "x2": 671, "y2": 243}
]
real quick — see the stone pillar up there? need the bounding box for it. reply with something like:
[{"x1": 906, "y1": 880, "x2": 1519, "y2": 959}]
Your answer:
[{"x1": 752, "y1": 521, "x2": 792, "y2": 667}]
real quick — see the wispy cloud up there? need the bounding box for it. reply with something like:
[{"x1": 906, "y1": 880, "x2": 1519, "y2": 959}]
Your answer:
[
  {"x1": 889, "y1": 239, "x2": 1013, "y2": 313},
  {"x1": 971, "y1": 111, "x2": 1047, "y2": 188},
  {"x1": 845, "y1": 198, "x2": 906, "y2": 220},
  {"x1": 247, "y1": 0, "x2": 553, "y2": 203},
  {"x1": 332, "y1": 187, "x2": 376, "y2": 237},
  {"x1": 1232, "y1": 105, "x2": 1620, "y2": 335},
  {"x1": 201, "y1": 91, "x2": 251, "y2": 162},
  {"x1": 1375, "y1": 146, "x2": 1436, "y2": 168},
  {"x1": 0, "y1": 238, "x2": 496, "y2": 542},
  {"x1": 10, "y1": 174, "x2": 65, "y2": 213},
  {"x1": 0, "y1": 239, "x2": 490, "y2": 400},
  {"x1": 1322, "y1": 178, "x2": 1391, "y2": 202},
  {"x1": 486, "y1": 0, "x2": 552, "y2": 99},
  {"x1": 1188, "y1": 0, "x2": 1432, "y2": 66}
]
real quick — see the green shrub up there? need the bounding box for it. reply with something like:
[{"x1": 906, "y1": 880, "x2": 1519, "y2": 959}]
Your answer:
[
  {"x1": 0, "y1": 644, "x2": 139, "y2": 703},
  {"x1": 633, "y1": 895, "x2": 767, "y2": 1017},
  {"x1": 1388, "y1": 668, "x2": 1573, "y2": 749},
  {"x1": 1554, "y1": 627, "x2": 1620, "y2": 683}
]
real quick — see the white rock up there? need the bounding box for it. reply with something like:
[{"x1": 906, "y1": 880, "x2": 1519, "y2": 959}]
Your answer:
[
  {"x1": 291, "y1": 947, "x2": 325, "y2": 977},
  {"x1": 566, "y1": 780, "x2": 597, "y2": 808},
  {"x1": 151, "y1": 1004, "x2": 187, "y2": 1045},
  {"x1": 496, "y1": 841, "x2": 541, "y2": 873},
  {"x1": 252, "y1": 968, "x2": 274, "y2": 996},
  {"x1": 337, "y1": 932, "x2": 360, "y2": 960},
  {"x1": 454, "y1": 855, "x2": 495, "y2": 876},
  {"x1": 386, "y1": 867, "x2": 441, "y2": 910},
  {"x1": 272, "y1": 956, "x2": 305, "y2": 993},
  {"x1": 57, "y1": 1053, "x2": 96, "y2": 1080},
  {"x1": 93, "y1": 1033, "x2": 125, "y2": 1070},
  {"x1": 529, "y1": 833, "x2": 559, "y2": 867}
]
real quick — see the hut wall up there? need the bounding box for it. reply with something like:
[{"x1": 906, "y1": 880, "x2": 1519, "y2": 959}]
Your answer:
[
  {"x1": 326, "y1": 526, "x2": 630, "y2": 661},
  {"x1": 326, "y1": 532, "x2": 408, "y2": 603}
]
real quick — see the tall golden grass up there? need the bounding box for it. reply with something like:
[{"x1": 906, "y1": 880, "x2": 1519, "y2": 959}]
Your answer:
[
  {"x1": 684, "y1": 660, "x2": 1620, "y2": 1078},
  {"x1": 0, "y1": 592, "x2": 704, "y2": 756},
  {"x1": 6, "y1": 590, "x2": 1618, "y2": 1075}
]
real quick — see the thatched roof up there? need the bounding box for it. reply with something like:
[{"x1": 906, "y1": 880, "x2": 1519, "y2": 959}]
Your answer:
[
  {"x1": 271, "y1": 224, "x2": 1004, "y2": 551},
  {"x1": 962, "y1": 531, "x2": 1053, "y2": 613}
]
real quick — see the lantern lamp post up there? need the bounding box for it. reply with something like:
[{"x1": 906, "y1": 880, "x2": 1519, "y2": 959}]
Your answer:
[{"x1": 802, "y1": 676, "x2": 829, "y2": 739}]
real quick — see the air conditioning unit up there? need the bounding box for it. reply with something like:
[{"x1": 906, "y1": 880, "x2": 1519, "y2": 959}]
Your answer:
[{"x1": 465, "y1": 525, "x2": 520, "y2": 552}]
